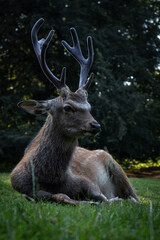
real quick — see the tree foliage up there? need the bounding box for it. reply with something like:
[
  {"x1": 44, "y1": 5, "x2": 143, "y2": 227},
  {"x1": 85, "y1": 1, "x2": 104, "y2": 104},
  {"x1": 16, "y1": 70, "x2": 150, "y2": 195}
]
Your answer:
[{"x1": 0, "y1": 0, "x2": 160, "y2": 170}]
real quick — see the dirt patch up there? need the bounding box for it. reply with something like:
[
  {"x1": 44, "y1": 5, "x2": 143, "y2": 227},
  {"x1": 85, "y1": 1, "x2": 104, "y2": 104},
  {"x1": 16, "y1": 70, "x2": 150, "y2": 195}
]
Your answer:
[{"x1": 126, "y1": 169, "x2": 160, "y2": 179}]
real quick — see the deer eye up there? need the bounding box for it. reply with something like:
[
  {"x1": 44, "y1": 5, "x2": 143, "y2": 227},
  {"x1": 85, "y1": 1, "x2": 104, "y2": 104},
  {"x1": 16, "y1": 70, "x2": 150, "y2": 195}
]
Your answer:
[{"x1": 63, "y1": 105, "x2": 75, "y2": 113}]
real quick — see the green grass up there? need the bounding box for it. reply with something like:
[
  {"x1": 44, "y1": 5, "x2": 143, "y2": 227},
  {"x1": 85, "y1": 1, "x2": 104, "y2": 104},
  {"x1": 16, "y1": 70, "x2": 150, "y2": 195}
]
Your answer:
[{"x1": 0, "y1": 173, "x2": 160, "y2": 240}]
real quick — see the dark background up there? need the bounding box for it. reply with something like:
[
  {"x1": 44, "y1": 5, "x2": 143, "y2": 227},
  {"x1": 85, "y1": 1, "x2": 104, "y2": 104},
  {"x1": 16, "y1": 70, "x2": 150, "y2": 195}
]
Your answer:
[{"x1": 0, "y1": 0, "x2": 160, "y2": 171}]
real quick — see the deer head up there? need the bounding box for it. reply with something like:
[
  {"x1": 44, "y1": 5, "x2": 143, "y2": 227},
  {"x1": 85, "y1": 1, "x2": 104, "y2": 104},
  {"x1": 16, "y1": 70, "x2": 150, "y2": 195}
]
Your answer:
[{"x1": 18, "y1": 18, "x2": 101, "y2": 139}]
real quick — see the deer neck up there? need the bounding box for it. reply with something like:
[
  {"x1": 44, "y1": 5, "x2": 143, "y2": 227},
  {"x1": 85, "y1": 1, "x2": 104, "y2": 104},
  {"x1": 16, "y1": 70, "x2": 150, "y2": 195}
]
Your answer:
[{"x1": 32, "y1": 115, "x2": 77, "y2": 178}]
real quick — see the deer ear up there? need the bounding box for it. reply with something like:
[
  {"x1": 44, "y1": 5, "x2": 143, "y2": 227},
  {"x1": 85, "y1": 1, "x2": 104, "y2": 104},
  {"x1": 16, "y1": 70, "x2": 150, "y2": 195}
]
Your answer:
[{"x1": 17, "y1": 100, "x2": 49, "y2": 115}]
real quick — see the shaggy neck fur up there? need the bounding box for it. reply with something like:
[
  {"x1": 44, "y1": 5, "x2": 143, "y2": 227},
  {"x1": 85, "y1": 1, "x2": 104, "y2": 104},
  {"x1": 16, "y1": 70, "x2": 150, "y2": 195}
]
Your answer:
[{"x1": 28, "y1": 114, "x2": 77, "y2": 183}]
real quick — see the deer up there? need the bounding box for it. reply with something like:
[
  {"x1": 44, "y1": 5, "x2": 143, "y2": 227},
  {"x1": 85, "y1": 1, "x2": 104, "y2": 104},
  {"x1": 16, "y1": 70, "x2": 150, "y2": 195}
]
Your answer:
[{"x1": 10, "y1": 18, "x2": 140, "y2": 205}]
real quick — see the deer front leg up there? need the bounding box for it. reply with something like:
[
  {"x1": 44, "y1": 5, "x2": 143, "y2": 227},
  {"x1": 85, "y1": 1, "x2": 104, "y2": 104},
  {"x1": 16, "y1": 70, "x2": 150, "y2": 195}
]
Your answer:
[
  {"x1": 38, "y1": 191, "x2": 79, "y2": 205},
  {"x1": 68, "y1": 174, "x2": 109, "y2": 202},
  {"x1": 52, "y1": 193, "x2": 99, "y2": 205},
  {"x1": 26, "y1": 190, "x2": 98, "y2": 206}
]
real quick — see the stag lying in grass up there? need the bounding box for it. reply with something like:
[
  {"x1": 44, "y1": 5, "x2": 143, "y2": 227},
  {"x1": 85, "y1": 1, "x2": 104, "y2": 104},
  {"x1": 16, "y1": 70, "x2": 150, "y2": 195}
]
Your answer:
[{"x1": 11, "y1": 18, "x2": 140, "y2": 205}]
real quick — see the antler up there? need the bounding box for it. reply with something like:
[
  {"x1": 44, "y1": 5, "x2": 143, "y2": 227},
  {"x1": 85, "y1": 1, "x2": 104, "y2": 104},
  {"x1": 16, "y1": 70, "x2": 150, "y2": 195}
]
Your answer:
[
  {"x1": 31, "y1": 18, "x2": 66, "y2": 90},
  {"x1": 61, "y1": 28, "x2": 94, "y2": 90}
]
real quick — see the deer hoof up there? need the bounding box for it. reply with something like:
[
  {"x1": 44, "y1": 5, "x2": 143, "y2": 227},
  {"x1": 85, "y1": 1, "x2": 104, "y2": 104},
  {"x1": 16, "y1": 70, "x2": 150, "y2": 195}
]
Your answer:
[{"x1": 109, "y1": 197, "x2": 124, "y2": 203}]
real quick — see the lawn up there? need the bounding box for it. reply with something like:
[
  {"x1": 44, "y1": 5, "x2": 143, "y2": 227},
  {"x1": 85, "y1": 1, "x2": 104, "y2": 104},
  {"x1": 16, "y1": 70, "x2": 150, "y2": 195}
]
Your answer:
[{"x1": 0, "y1": 173, "x2": 160, "y2": 240}]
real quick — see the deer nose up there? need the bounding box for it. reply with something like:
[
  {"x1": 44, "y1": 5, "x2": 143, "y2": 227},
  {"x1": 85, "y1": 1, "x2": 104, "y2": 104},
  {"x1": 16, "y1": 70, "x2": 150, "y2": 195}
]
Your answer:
[{"x1": 90, "y1": 122, "x2": 101, "y2": 133}]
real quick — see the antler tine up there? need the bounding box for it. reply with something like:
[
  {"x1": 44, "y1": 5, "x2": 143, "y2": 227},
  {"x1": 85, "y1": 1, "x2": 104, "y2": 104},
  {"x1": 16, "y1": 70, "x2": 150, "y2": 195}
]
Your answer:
[
  {"x1": 61, "y1": 28, "x2": 94, "y2": 90},
  {"x1": 31, "y1": 18, "x2": 67, "y2": 90}
]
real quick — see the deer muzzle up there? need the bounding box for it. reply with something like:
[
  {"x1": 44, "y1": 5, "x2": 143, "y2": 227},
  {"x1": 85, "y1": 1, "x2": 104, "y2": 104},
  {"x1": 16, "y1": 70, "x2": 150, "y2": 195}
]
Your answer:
[{"x1": 90, "y1": 121, "x2": 101, "y2": 134}]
